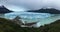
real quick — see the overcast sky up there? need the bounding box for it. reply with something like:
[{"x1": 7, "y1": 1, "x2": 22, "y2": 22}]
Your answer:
[{"x1": 0, "y1": 0, "x2": 60, "y2": 11}]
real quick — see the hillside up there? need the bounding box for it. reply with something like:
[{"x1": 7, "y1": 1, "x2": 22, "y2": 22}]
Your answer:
[
  {"x1": 0, "y1": 5, "x2": 13, "y2": 14},
  {"x1": 0, "y1": 18, "x2": 39, "y2": 32},
  {"x1": 0, "y1": 18, "x2": 60, "y2": 32},
  {"x1": 27, "y1": 8, "x2": 60, "y2": 14},
  {"x1": 39, "y1": 20, "x2": 60, "y2": 32}
]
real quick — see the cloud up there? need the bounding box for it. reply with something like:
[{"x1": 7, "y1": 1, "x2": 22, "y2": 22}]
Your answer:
[
  {"x1": 0, "y1": 0, "x2": 60, "y2": 11},
  {"x1": 5, "y1": 4, "x2": 27, "y2": 11}
]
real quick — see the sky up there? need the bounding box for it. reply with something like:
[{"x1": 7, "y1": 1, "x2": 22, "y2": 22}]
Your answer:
[{"x1": 0, "y1": 0, "x2": 60, "y2": 11}]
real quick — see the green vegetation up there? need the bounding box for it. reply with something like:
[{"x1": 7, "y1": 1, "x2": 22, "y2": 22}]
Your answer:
[
  {"x1": 39, "y1": 20, "x2": 60, "y2": 32},
  {"x1": 0, "y1": 18, "x2": 60, "y2": 32},
  {"x1": 0, "y1": 18, "x2": 39, "y2": 32},
  {"x1": 0, "y1": 18, "x2": 21, "y2": 32}
]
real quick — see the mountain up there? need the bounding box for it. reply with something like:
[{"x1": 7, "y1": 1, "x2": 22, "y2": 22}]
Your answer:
[
  {"x1": 27, "y1": 8, "x2": 60, "y2": 14},
  {"x1": 0, "y1": 5, "x2": 13, "y2": 14}
]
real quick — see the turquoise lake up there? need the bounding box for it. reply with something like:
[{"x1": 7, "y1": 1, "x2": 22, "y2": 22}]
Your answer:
[{"x1": 4, "y1": 12, "x2": 60, "y2": 26}]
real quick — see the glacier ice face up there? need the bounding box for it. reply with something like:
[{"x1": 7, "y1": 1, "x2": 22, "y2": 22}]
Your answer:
[
  {"x1": 5, "y1": 12, "x2": 54, "y2": 19},
  {"x1": 4, "y1": 12, "x2": 60, "y2": 28}
]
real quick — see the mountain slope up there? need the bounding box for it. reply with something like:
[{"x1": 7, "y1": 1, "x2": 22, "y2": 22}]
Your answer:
[
  {"x1": 39, "y1": 20, "x2": 60, "y2": 32},
  {"x1": 27, "y1": 8, "x2": 60, "y2": 14},
  {"x1": 0, "y1": 18, "x2": 60, "y2": 32},
  {"x1": 0, "y1": 18, "x2": 40, "y2": 32},
  {"x1": 0, "y1": 5, "x2": 13, "y2": 14}
]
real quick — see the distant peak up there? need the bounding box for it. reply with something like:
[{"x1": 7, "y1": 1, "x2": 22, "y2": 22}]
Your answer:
[
  {"x1": 0, "y1": 5, "x2": 6, "y2": 8},
  {"x1": 0, "y1": 5, "x2": 13, "y2": 14},
  {"x1": 27, "y1": 8, "x2": 60, "y2": 14}
]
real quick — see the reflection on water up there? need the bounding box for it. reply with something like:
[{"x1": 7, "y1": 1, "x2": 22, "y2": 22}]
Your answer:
[{"x1": 4, "y1": 12, "x2": 60, "y2": 26}]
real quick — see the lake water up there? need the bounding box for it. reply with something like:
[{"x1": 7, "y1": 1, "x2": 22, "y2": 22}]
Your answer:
[{"x1": 4, "y1": 12, "x2": 60, "y2": 27}]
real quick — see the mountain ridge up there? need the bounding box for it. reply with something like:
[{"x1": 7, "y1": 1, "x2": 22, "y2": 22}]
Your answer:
[
  {"x1": 27, "y1": 8, "x2": 60, "y2": 14},
  {"x1": 0, "y1": 5, "x2": 13, "y2": 14}
]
